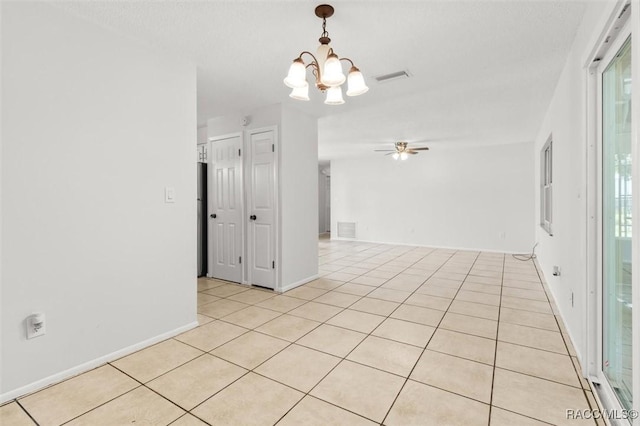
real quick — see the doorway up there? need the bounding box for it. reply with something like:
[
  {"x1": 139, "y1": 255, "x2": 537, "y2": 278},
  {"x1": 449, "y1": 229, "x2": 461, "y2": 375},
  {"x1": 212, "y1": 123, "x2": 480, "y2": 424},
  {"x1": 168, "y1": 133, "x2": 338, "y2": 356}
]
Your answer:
[
  {"x1": 206, "y1": 128, "x2": 278, "y2": 290},
  {"x1": 598, "y1": 30, "x2": 633, "y2": 412},
  {"x1": 587, "y1": 6, "x2": 636, "y2": 417},
  {"x1": 208, "y1": 134, "x2": 243, "y2": 283},
  {"x1": 246, "y1": 129, "x2": 277, "y2": 290}
]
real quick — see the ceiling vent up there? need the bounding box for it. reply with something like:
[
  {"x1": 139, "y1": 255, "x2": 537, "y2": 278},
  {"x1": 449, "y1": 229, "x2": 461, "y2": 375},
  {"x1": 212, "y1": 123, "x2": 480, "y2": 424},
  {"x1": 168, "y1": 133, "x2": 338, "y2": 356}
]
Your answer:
[{"x1": 374, "y1": 70, "x2": 411, "y2": 83}]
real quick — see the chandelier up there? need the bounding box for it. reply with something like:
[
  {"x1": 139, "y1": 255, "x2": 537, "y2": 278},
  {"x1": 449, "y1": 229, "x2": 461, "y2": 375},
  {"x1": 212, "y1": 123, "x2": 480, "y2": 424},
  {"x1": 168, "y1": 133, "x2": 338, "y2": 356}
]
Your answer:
[{"x1": 283, "y1": 4, "x2": 369, "y2": 105}]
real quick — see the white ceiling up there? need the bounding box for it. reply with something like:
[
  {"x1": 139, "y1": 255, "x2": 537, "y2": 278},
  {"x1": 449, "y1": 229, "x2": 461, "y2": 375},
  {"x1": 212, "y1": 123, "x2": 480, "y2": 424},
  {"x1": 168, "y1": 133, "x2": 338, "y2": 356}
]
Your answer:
[{"x1": 53, "y1": 0, "x2": 587, "y2": 160}]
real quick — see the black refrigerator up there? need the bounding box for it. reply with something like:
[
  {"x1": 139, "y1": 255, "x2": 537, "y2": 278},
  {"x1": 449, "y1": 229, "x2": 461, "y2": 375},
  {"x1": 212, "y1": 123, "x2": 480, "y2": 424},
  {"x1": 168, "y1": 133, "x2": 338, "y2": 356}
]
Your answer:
[{"x1": 197, "y1": 162, "x2": 207, "y2": 277}]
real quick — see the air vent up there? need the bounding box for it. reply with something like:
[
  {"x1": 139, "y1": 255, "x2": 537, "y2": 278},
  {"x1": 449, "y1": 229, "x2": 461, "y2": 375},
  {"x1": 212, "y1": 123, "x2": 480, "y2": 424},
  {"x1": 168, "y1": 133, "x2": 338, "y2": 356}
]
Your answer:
[
  {"x1": 337, "y1": 222, "x2": 356, "y2": 239},
  {"x1": 374, "y1": 70, "x2": 411, "y2": 83}
]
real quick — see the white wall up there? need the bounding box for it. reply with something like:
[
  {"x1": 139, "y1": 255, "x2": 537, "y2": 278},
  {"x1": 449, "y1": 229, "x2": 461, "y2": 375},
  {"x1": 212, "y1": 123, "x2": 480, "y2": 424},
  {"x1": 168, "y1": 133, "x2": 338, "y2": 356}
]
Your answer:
[
  {"x1": 197, "y1": 126, "x2": 208, "y2": 145},
  {"x1": 532, "y1": 0, "x2": 619, "y2": 364},
  {"x1": 1, "y1": 2, "x2": 197, "y2": 399},
  {"x1": 331, "y1": 142, "x2": 534, "y2": 252},
  {"x1": 207, "y1": 104, "x2": 282, "y2": 137},
  {"x1": 280, "y1": 106, "x2": 319, "y2": 289}
]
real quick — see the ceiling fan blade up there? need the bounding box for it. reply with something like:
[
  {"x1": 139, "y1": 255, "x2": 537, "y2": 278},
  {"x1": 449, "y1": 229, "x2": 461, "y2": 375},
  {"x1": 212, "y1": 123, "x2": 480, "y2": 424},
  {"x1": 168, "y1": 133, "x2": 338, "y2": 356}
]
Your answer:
[
  {"x1": 411, "y1": 147, "x2": 430, "y2": 151},
  {"x1": 374, "y1": 149, "x2": 395, "y2": 152},
  {"x1": 408, "y1": 151, "x2": 419, "y2": 155},
  {"x1": 385, "y1": 152, "x2": 396, "y2": 156}
]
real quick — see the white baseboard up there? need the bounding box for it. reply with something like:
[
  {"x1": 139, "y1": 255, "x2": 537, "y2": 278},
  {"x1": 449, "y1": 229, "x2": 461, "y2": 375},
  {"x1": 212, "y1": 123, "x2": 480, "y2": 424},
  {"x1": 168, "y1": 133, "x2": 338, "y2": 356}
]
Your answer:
[
  {"x1": 278, "y1": 274, "x2": 319, "y2": 293},
  {"x1": 0, "y1": 321, "x2": 198, "y2": 404},
  {"x1": 329, "y1": 237, "x2": 529, "y2": 255}
]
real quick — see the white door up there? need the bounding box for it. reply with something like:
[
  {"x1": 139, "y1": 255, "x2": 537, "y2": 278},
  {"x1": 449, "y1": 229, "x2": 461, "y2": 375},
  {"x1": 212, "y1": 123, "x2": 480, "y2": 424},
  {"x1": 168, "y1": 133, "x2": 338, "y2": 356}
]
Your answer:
[
  {"x1": 208, "y1": 135, "x2": 243, "y2": 283},
  {"x1": 248, "y1": 130, "x2": 276, "y2": 289}
]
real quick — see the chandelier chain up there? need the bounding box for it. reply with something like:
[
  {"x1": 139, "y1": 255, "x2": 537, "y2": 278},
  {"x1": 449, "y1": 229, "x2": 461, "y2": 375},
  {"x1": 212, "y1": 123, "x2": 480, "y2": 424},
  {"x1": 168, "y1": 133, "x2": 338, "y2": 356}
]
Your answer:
[{"x1": 321, "y1": 17, "x2": 329, "y2": 38}]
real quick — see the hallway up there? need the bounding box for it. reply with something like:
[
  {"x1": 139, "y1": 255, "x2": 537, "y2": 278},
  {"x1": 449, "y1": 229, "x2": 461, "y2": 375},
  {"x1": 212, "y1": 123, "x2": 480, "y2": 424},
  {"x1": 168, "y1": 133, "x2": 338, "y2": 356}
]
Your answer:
[{"x1": 2, "y1": 239, "x2": 600, "y2": 425}]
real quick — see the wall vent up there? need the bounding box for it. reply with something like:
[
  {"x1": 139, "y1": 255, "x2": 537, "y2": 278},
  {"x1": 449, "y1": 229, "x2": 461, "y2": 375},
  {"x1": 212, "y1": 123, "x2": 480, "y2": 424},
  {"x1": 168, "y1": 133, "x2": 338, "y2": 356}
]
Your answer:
[
  {"x1": 337, "y1": 222, "x2": 356, "y2": 239},
  {"x1": 374, "y1": 70, "x2": 411, "y2": 83}
]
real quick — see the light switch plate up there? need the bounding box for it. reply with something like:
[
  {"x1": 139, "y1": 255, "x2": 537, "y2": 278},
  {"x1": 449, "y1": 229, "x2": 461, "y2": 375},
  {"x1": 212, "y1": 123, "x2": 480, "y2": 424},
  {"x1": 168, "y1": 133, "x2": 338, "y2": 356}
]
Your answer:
[{"x1": 165, "y1": 187, "x2": 175, "y2": 203}]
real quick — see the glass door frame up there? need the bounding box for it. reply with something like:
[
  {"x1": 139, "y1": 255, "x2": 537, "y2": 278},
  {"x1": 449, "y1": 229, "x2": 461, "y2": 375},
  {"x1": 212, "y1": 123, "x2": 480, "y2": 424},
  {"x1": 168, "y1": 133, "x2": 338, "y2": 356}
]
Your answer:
[
  {"x1": 586, "y1": 2, "x2": 638, "y2": 423},
  {"x1": 598, "y1": 25, "x2": 633, "y2": 413}
]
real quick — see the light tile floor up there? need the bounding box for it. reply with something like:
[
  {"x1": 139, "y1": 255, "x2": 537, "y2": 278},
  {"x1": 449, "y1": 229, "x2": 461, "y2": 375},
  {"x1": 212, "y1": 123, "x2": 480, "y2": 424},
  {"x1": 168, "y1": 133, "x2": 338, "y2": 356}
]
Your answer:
[{"x1": 1, "y1": 239, "x2": 604, "y2": 425}]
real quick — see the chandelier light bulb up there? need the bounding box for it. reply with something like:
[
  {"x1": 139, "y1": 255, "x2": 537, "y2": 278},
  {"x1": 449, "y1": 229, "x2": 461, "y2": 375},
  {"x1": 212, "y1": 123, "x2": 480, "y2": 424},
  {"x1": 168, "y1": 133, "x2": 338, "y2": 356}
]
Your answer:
[
  {"x1": 322, "y1": 53, "x2": 346, "y2": 86},
  {"x1": 284, "y1": 58, "x2": 307, "y2": 89},
  {"x1": 324, "y1": 86, "x2": 345, "y2": 105},
  {"x1": 289, "y1": 81, "x2": 310, "y2": 101},
  {"x1": 392, "y1": 153, "x2": 400, "y2": 160},
  {"x1": 346, "y1": 67, "x2": 369, "y2": 96}
]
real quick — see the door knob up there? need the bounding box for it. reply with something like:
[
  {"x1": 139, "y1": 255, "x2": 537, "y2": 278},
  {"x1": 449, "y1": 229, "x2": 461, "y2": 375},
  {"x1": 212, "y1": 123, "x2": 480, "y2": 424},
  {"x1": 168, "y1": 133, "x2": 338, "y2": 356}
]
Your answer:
[
  {"x1": 210, "y1": 213, "x2": 217, "y2": 219},
  {"x1": 249, "y1": 215, "x2": 257, "y2": 221}
]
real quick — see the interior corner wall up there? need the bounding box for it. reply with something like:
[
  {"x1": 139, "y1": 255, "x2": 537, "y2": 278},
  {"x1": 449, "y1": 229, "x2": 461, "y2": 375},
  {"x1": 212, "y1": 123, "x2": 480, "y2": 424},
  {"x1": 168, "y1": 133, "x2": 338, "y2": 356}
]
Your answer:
[
  {"x1": 331, "y1": 142, "x2": 534, "y2": 253},
  {"x1": 207, "y1": 104, "x2": 283, "y2": 138},
  {"x1": 532, "y1": 0, "x2": 614, "y2": 363},
  {"x1": 197, "y1": 126, "x2": 208, "y2": 144},
  {"x1": 1, "y1": 2, "x2": 197, "y2": 399},
  {"x1": 280, "y1": 106, "x2": 319, "y2": 288}
]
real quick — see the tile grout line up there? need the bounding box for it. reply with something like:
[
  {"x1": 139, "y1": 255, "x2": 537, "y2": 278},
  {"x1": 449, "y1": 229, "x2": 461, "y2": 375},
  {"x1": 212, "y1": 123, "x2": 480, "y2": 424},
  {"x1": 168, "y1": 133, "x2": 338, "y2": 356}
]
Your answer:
[
  {"x1": 14, "y1": 399, "x2": 41, "y2": 426},
  {"x1": 184, "y1": 287, "x2": 367, "y2": 423},
  {"x1": 18, "y1": 242, "x2": 554, "y2": 426},
  {"x1": 108, "y1": 356, "x2": 216, "y2": 425},
  {"x1": 264, "y1": 245, "x2": 448, "y2": 425},
  {"x1": 379, "y1": 250, "x2": 481, "y2": 425},
  {"x1": 271, "y1": 246, "x2": 439, "y2": 425},
  {"x1": 531, "y1": 258, "x2": 601, "y2": 426},
  {"x1": 204, "y1": 243, "x2": 524, "y2": 417},
  {"x1": 14, "y1": 363, "x2": 143, "y2": 426},
  {"x1": 486, "y1": 251, "x2": 506, "y2": 425}
]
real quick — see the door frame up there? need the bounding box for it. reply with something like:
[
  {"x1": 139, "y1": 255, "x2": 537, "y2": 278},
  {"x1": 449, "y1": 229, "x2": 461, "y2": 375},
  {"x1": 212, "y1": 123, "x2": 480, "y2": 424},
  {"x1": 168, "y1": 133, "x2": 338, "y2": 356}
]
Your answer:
[
  {"x1": 585, "y1": 1, "x2": 638, "y2": 421},
  {"x1": 207, "y1": 132, "x2": 245, "y2": 284},
  {"x1": 244, "y1": 126, "x2": 280, "y2": 291},
  {"x1": 325, "y1": 175, "x2": 331, "y2": 233}
]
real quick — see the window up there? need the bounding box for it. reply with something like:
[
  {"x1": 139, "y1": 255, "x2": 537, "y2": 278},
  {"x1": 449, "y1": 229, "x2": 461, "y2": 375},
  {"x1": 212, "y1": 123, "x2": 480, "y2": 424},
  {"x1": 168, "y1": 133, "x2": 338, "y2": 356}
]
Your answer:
[{"x1": 540, "y1": 136, "x2": 552, "y2": 235}]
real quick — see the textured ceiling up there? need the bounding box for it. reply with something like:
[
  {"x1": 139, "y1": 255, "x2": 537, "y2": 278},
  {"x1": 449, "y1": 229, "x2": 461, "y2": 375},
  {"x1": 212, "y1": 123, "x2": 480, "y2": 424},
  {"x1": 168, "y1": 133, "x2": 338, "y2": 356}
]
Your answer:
[{"x1": 52, "y1": 0, "x2": 588, "y2": 160}]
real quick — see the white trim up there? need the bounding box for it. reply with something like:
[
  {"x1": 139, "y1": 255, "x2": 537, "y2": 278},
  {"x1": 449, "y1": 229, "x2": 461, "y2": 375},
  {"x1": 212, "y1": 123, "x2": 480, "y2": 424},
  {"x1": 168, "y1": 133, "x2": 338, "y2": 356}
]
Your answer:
[
  {"x1": 245, "y1": 126, "x2": 279, "y2": 291},
  {"x1": 593, "y1": 373, "x2": 630, "y2": 426},
  {"x1": 582, "y1": 1, "x2": 630, "y2": 68},
  {"x1": 207, "y1": 132, "x2": 244, "y2": 284},
  {"x1": 208, "y1": 131, "x2": 242, "y2": 143},
  {"x1": 540, "y1": 135, "x2": 553, "y2": 235},
  {"x1": 0, "y1": 321, "x2": 197, "y2": 404},
  {"x1": 585, "y1": 3, "x2": 635, "y2": 420},
  {"x1": 329, "y1": 237, "x2": 531, "y2": 255},
  {"x1": 279, "y1": 274, "x2": 319, "y2": 293},
  {"x1": 632, "y1": 2, "x2": 640, "y2": 423}
]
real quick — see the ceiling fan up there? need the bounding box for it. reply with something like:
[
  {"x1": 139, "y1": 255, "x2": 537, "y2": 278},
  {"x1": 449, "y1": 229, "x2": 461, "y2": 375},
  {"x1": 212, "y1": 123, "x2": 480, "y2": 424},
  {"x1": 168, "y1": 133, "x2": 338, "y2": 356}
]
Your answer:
[{"x1": 374, "y1": 141, "x2": 429, "y2": 160}]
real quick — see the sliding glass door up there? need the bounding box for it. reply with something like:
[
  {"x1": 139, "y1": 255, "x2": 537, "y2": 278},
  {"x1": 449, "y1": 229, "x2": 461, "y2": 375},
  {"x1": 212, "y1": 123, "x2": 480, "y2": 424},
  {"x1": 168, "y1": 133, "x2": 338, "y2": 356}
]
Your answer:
[{"x1": 601, "y1": 35, "x2": 633, "y2": 412}]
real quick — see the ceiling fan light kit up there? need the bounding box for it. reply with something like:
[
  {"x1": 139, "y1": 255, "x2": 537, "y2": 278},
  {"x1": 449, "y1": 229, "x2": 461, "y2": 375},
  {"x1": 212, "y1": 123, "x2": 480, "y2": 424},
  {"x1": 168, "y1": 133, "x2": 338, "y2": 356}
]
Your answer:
[
  {"x1": 284, "y1": 4, "x2": 369, "y2": 105},
  {"x1": 374, "y1": 141, "x2": 430, "y2": 160}
]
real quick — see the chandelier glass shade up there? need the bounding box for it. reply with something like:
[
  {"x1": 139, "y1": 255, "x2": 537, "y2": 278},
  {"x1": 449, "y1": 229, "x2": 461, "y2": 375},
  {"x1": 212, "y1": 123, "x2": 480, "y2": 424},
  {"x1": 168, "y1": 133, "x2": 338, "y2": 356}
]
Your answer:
[{"x1": 284, "y1": 4, "x2": 368, "y2": 105}]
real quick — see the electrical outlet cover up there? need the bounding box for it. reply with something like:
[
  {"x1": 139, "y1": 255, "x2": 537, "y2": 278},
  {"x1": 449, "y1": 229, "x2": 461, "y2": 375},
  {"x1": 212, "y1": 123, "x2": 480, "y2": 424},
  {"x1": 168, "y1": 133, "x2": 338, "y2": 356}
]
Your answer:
[{"x1": 26, "y1": 313, "x2": 46, "y2": 339}]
